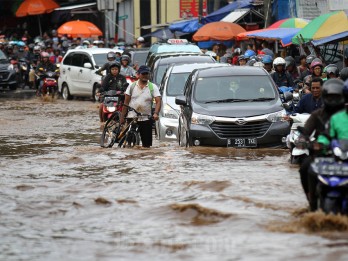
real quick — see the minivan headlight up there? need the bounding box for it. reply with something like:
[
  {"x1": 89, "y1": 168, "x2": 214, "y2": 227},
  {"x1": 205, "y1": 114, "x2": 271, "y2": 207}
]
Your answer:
[
  {"x1": 191, "y1": 112, "x2": 215, "y2": 125},
  {"x1": 163, "y1": 104, "x2": 179, "y2": 119},
  {"x1": 267, "y1": 110, "x2": 287, "y2": 123}
]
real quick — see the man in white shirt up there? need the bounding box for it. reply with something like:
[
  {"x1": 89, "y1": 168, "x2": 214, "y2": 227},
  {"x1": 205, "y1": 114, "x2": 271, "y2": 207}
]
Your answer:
[{"x1": 121, "y1": 65, "x2": 161, "y2": 147}]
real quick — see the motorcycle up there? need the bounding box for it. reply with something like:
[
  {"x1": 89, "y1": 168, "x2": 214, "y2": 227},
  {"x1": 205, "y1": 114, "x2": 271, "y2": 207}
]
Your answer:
[
  {"x1": 18, "y1": 58, "x2": 29, "y2": 88},
  {"x1": 36, "y1": 67, "x2": 59, "y2": 98},
  {"x1": 125, "y1": 75, "x2": 137, "y2": 85},
  {"x1": 100, "y1": 90, "x2": 124, "y2": 122},
  {"x1": 309, "y1": 139, "x2": 348, "y2": 214},
  {"x1": 286, "y1": 113, "x2": 311, "y2": 164},
  {"x1": 279, "y1": 86, "x2": 295, "y2": 114}
]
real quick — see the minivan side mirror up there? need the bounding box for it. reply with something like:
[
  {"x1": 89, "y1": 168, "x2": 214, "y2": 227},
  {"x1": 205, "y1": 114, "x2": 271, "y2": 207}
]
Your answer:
[
  {"x1": 84, "y1": 62, "x2": 93, "y2": 69},
  {"x1": 175, "y1": 95, "x2": 187, "y2": 106}
]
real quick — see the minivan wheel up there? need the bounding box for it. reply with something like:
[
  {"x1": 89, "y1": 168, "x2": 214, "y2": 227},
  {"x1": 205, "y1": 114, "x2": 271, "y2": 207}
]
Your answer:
[
  {"x1": 9, "y1": 84, "x2": 17, "y2": 90},
  {"x1": 93, "y1": 84, "x2": 101, "y2": 102},
  {"x1": 62, "y1": 83, "x2": 72, "y2": 100}
]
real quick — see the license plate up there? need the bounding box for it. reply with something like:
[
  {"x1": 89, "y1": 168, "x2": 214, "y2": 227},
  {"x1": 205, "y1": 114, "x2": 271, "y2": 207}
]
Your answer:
[
  {"x1": 318, "y1": 164, "x2": 348, "y2": 176},
  {"x1": 227, "y1": 138, "x2": 257, "y2": 148}
]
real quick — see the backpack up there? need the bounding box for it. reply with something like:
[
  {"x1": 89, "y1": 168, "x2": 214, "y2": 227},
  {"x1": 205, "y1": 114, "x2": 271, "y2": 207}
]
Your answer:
[{"x1": 129, "y1": 81, "x2": 154, "y2": 98}]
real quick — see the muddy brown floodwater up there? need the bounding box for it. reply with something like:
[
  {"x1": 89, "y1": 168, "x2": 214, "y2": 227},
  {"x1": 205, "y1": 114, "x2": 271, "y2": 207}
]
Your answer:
[{"x1": 1, "y1": 92, "x2": 348, "y2": 261}]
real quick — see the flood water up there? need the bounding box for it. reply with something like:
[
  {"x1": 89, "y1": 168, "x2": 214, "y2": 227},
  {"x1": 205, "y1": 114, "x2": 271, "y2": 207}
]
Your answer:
[{"x1": 1, "y1": 90, "x2": 348, "y2": 261}]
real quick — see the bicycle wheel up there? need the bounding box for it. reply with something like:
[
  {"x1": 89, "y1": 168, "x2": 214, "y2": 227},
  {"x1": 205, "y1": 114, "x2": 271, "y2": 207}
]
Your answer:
[
  {"x1": 100, "y1": 112, "x2": 121, "y2": 148},
  {"x1": 119, "y1": 130, "x2": 140, "y2": 148}
]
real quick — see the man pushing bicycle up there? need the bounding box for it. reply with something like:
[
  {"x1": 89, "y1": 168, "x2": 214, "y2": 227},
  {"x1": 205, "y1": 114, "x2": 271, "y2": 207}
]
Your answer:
[{"x1": 120, "y1": 65, "x2": 161, "y2": 148}]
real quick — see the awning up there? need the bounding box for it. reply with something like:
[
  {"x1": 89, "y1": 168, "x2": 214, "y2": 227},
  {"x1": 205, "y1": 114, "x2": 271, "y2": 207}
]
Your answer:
[
  {"x1": 311, "y1": 31, "x2": 348, "y2": 46},
  {"x1": 221, "y1": 9, "x2": 250, "y2": 23},
  {"x1": 55, "y1": 3, "x2": 96, "y2": 11},
  {"x1": 246, "y1": 28, "x2": 301, "y2": 46}
]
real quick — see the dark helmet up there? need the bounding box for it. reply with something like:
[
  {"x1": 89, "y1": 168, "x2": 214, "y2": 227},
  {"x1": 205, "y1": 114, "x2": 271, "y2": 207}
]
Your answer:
[
  {"x1": 109, "y1": 61, "x2": 121, "y2": 71},
  {"x1": 238, "y1": 55, "x2": 246, "y2": 62},
  {"x1": 322, "y1": 78, "x2": 345, "y2": 112},
  {"x1": 28, "y1": 43, "x2": 35, "y2": 50},
  {"x1": 310, "y1": 58, "x2": 323, "y2": 69},
  {"x1": 324, "y1": 64, "x2": 339, "y2": 78},
  {"x1": 305, "y1": 54, "x2": 316, "y2": 65},
  {"x1": 284, "y1": 56, "x2": 295, "y2": 68},
  {"x1": 344, "y1": 80, "x2": 348, "y2": 106},
  {"x1": 107, "y1": 51, "x2": 116, "y2": 60},
  {"x1": 339, "y1": 67, "x2": 348, "y2": 82},
  {"x1": 246, "y1": 58, "x2": 257, "y2": 66},
  {"x1": 121, "y1": 54, "x2": 130, "y2": 63}
]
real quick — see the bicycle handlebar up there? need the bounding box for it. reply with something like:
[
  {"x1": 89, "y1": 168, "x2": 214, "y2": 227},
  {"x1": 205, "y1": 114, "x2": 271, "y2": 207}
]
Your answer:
[{"x1": 123, "y1": 104, "x2": 153, "y2": 119}]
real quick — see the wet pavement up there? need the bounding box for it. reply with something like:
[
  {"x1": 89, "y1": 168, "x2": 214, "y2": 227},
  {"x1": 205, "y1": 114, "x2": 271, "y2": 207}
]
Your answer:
[{"x1": 1, "y1": 89, "x2": 348, "y2": 261}]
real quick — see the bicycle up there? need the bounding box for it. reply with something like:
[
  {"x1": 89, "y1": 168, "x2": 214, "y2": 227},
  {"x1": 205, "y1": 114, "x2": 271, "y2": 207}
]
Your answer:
[{"x1": 117, "y1": 104, "x2": 152, "y2": 148}]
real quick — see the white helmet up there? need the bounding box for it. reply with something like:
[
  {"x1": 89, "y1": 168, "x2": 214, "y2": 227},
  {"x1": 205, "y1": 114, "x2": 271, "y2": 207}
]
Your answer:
[
  {"x1": 137, "y1": 36, "x2": 144, "y2": 42},
  {"x1": 273, "y1": 57, "x2": 286, "y2": 67}
]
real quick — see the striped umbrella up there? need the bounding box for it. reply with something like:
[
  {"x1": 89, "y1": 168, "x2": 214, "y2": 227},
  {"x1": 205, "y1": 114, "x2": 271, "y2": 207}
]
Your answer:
[
  {"x1": 292, "y1": 11, "x2": 348, "y2": 45},
  {"x1": 268, "y1": 18, "x2": 309, "y2": 29}
]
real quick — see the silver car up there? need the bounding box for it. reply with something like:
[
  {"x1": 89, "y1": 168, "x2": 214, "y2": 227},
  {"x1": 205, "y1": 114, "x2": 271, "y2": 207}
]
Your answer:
[{"x1": 156, "y1": 63, "x2": 230, "y2": 141}]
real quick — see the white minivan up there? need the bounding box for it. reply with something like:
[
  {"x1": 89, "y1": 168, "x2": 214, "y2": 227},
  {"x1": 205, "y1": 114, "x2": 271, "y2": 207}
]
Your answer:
[{"x1": 58, "y1": 48, "x2": 118, "y2": 101}]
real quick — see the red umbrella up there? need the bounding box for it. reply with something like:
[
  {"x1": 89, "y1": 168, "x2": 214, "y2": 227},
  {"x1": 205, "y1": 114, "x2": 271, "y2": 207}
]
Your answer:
[
  {"x1": 16, "y1": 0, "x2": 60, "y2": 36},
  {"x1": 193, "y1": 21, "x2": 246, "y2": 42}
]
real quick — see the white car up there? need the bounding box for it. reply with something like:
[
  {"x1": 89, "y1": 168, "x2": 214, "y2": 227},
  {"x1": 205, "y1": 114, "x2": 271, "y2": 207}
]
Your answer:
[
  {"x1": 58, "y1": 48, "x2": 116, "y2": 101},
  {"x1": 156, "y1": 62, "x2": 231, "y2": 141}
]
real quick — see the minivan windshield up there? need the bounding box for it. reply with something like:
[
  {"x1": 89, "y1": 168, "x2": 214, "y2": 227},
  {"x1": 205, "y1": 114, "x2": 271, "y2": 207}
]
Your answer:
[
  {"x1": 166, "y1": 73, "x2": 189, "y2": 96},
  {"x1": 194, "y1": 76, "x2": 276, "y2": 103},
  {"x1": 93, "y1": 53, "x2": 108, "y2": 67}
]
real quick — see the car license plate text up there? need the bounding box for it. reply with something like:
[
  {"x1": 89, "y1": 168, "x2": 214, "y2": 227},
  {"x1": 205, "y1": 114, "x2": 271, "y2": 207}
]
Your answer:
[{"x1": 227, "y1": 138, "x2": 257, "y2": 148}]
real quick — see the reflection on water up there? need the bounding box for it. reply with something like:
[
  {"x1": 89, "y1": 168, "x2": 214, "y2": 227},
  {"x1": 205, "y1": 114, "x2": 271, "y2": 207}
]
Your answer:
[{"x1": 1, "y1": 97, "x2": 348, "y2": 260}]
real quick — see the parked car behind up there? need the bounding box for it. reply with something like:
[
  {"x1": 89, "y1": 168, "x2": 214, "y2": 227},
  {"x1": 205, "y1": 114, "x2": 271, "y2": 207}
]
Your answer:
[
  {"x1": 58, "y1": 48, "x2": 115, "y2": 101},
  {"x1": 175, "y1": 66, "x2": 290, "y2": 147},
  {"x1": 149, "y1": 53, "x2": 216, "y2": 86},
  {"x1": 0, "y1": 50, "x2": 18, "y2": 90},
  {"x1": 157, "y1": 62, "x2": 231, "y2": 141}
]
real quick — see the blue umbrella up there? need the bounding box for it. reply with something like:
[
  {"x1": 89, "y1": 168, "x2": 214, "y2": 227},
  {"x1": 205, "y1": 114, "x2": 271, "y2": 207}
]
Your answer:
[{"x1": 142, "y1": 27, "x2": 187, "y2": 40}]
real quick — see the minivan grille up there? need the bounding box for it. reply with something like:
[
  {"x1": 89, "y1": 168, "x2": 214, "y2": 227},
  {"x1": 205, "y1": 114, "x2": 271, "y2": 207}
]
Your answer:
[
  {"x1": 0, "y1": 71, "x2": 10, "y2": 79},
  {"x1": 211, "y1": 120, "x2": 271, "y2": 138}
]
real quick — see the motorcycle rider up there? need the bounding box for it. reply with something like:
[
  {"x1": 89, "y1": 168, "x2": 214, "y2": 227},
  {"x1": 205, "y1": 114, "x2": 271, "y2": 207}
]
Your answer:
[
  {"x1": 271, "y1": 57, "x2": 294, "y2": 87},
  {"x1": 285, "y1": 56, "x2": 300, "y2": 81},
  {"x1": 323, "y1": 64, "x2": 339, "y2": 80},
  {"x1": 295, "y1": 77, "x2": 323, "y2": 113},
  {"x1": 262, "y1": 55, "x2": 274, "y2": 74},
  {"x1": 299, "y1": 79, "x2": 346, "y2": 210},
  {"x1": 35, "y1": 51, "x2": 56, "y2": 94},
  {"x1": 340, "y1": 67, "x2": 348, "y2": 82},
  {"x1": 96, "y1": 51, "x2": 116, "y2": 76},
  {"x1": 120, "y1": 55, "x2": 136, "y2": 77},
  {"x1": 300, "y1": 54, "x2": 316, "y2": 80},
  {"x1": 237, "y1": 55, "x2": 247, "y2": 66},
  {"x1": 98, "y1": 62, "x2": 127, "y2": 122}
]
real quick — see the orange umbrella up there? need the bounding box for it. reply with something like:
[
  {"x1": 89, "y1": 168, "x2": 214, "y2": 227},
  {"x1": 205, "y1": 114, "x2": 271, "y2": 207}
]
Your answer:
[
  {"x1": 16, "y1": 0, "x2": 59, "y2": 36},
  {"x1": 193, "y1": 21, "x2": 246, "y2": 42},
  {"x1": 57, "y1": 20, "x2": 103, "y2": 38}
]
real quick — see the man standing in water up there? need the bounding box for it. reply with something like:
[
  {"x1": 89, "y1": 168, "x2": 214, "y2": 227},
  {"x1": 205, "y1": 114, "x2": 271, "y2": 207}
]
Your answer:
[{"x1": 120, "y1": 65, "x2": 161, "y2": 148}]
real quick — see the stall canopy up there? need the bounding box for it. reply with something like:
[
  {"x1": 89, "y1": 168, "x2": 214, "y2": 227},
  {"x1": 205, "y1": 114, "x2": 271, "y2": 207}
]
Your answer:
[
  {"x1": 292, "y1": 11, "x2": 348, "y2": 45},
  {"x1": 245, "y1": 28, "x2": 301, "y2": 47},
  {"x1": 169, "y1": 0, "x2": 252, "y2": 33},
  {"x1": 311, "y1": 31, "x2": 348, "y2": 46}
]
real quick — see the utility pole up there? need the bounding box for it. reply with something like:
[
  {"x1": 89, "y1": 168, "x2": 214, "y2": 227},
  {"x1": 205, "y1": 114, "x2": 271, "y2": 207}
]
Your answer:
[
  {"x1": 264, "y1": 0, "x2": 272, "y2": 28},
  {"x1": 198, "y1": 0, "x2": 203, "y2": 23}
]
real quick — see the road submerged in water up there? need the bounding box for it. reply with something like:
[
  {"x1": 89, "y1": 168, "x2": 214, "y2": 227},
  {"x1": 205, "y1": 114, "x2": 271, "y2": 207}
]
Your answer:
[{"x1": 1, "y1": 89, "x2": 348, "y2": 261}]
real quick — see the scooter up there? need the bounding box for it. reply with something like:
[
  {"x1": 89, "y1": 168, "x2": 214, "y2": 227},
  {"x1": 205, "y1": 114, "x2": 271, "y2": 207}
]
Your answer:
[
  {"x1": 36, "y1": 68, "x2": 59, "y2": 98},
  {"x1": 309, "y1": 139, "x2": 348, "y2": 214},
  {"x1": 286, "y1": 113, "x2": 311, "y2": 164}
]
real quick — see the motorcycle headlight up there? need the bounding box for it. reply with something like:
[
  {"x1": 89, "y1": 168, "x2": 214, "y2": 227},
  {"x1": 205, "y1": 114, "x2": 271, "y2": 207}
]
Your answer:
[
  {"x1": 333, "y1": 147, "x2": 348, "y2": 160},
  {"x1": 267, "y1": 110, "x2": 287, "y2": 123},
  {"x1": 163, "y1": 104, "x2": 179, "y2": 119},
  {"x1": 107, "y1": 107, "x2": 116, "y2": 112},
  {"x1": 191, "y1": 112, "x2": 215, "y2": 125}
]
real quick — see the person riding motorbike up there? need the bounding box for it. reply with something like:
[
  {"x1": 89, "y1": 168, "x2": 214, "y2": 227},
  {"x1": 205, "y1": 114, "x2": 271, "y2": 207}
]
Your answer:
[
  {"x1": 299, "y1": 54, "x2": 316, "y2": 80},
  {"x1": 271, "y1": 57, "x2": 294, "y2": 87},
  {"x1": 238, "y1": 55, "x2": 247, "y2": 66},
  {"x1": 120, "y1": 55, "x2": 136, "y2": 77},
  {"x1": 262, "y1": 55, "x2": 273, "y2": 74},
  {"x1": 35, "y1": 51, "x2": 56, "y2": 94},
  {"x1": 285, "y1": 56, "x2": 300, "y2": 81},
  {"x1": 298, "y1": 78, "x2": 346, "y2": 210},
  {"x1": 323, "y1": 64, "x2": 339, "y2": 80},
  {"x1": 95, "y1": 51, "x2": 116, "y2": 76},
  {"x1": 295, "y1": 77, "x2": 323, "y2": 114},
  {"x1": 97, "y1": 62, "x2": 127, "y2": 122}
]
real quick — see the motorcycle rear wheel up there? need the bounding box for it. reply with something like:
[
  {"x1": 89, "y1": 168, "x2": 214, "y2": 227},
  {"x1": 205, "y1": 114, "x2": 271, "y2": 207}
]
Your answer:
[{"x1": 100, "y1": 112, "x2": 121, "y2": 148}]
